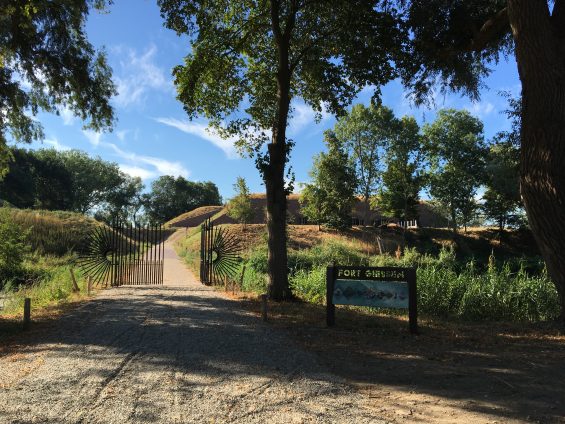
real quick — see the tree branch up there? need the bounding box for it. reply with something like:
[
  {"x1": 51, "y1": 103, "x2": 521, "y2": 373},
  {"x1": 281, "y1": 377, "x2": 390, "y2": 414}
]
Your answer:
[
  {"x1": 270, "y1": 0, "x2": 283, "y2": 44},
  {"x1": 466, "y1": 7, "x2": 510, "y2": 52},
  {"x1": 283, "y1": 0, "x2": 298, "y2": 41}
]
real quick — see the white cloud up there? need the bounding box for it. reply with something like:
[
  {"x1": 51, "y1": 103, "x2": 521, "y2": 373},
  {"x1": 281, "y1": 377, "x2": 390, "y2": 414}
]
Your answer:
[
  {"x1": 82, "y1": 129, "x2": 189, "y2": 180},
  {"x1": 155, "y1": 117, "x2": 239, "y2": 159},
  {"x1": 58, "y1": 106, "x2": 76, "y2": 126},
  {"x1": 83, "y1": 130, "x2": 102, "y2": 147},
  {"x1": 288, "y1": 102, "x2": 331, "y2": 136},
  {"x1": 116, "y1": 129, "x2": 129, "y2": 141},
  {"x1": 119, "y1": 164, "x2": 157, "y2": 180},
  {"x1": 43, "y1": 137, "x2": 71, "y2": 151},
  {"x1": 466, "y1": 101, "x2": 495, "y2": 118},
  {"x1": 113, "y1": 44, "x2": 172, "y2": 108},
  {"x1": 106, "y1": 142, "x2": 190, "y2": 179}
]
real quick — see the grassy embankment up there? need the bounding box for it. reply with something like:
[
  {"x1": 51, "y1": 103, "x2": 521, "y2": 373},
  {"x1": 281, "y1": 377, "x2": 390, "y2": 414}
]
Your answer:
[
  {"x1": 0, "y1": 208, "x2": 101, "y2": 329},
  {"x1": 176, "y1": 223, "x2": 560, "y2": 322}
]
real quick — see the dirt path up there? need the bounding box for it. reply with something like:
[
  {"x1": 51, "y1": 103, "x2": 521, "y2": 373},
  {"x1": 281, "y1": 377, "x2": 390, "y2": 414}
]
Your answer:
[{"x1": 0, "y1": 236, "x2": 381, "y2": 423}]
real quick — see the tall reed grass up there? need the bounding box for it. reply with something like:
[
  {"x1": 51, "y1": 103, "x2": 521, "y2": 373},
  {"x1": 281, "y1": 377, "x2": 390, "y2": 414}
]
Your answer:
[
  {"x1": 238, "y1": 240, "x2": 560, "y2": 322},
  {"x1": 4, "y1": 208, "x2": 100, "y2": 255}
]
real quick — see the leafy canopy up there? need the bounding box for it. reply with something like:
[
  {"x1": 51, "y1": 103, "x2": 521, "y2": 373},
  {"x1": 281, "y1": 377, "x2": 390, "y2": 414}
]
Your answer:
[
  {"x1": 333, "y1": 104, "x2": 396, "y2": 202},
  {"x1": 158, "y1": 0, "x2": 402, "y2": 157},
  {"x1": 300, "y1": 131, "x2": 357, "y2": 230},
  {"x1": 379, "y1": 115, "x2": 425, "y2": 220},
  {"x1": 227, "y1": 177, "x2": 254, "y2": 226},
  {"x1": 144, "y1": 176, "x2": 222, "y2": 224},
  {"x1": 1, "y1": 1, "x2": 116, "y2": 177},
  {"x1": 423, "y1": 109, "x2": 487, "y2": 231}
]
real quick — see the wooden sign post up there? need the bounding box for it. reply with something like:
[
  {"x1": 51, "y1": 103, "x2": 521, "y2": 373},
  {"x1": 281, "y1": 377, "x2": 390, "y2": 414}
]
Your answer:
[{"x1": 326, "y1": 265, "x2": 418, "y2": 334}]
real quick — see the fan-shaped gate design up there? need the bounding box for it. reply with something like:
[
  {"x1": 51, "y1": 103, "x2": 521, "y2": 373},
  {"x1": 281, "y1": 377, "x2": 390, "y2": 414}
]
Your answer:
[
  {"x1": 78, "y1": 221, "x2": 165, "y2": 287},
  {"x1": 200, "y1": 218, "x2": 241, "y2": 285}
]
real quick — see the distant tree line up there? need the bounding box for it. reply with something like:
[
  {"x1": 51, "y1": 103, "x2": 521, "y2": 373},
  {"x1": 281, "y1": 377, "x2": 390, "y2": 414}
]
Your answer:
[
  {"x1": 301, "y1": 100, "x2": 523, "y2": 233},
  {"x1": 0, "y1": 148, "x2": 222, "y2": 224}
]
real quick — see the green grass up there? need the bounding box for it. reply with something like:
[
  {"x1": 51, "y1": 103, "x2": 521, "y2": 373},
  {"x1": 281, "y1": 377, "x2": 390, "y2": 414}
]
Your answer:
[
  {"x1": 175, "y1": 226, "x2": 560, "y2": 322},
  {"x1": 4, "y1": 207, "x2": 101, "y2": 255},
  {"x1": 1, "y1": 254, "x2": 90, "y2": 316}
]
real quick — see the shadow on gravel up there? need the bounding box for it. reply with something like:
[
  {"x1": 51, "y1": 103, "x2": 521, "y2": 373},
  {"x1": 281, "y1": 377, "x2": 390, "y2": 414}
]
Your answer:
[
  {"x1": 3, "y1": 286, "x2": 564, "y2": 423},
  {"x1": 259, "y1": 300, "x2": 565, "y2": 424}
]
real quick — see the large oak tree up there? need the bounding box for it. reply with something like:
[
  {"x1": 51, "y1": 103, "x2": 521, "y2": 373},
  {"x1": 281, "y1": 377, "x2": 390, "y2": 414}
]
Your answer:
[
  {"x1": 158, "y1": 0, "x2": 401, "y2": 299},
  {"x1": 396, "y1": 0, "x2": 565, "y2": 318}
]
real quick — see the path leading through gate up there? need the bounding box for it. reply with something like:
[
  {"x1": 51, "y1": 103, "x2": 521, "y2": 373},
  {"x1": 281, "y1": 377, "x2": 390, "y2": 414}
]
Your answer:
[{"x1": 0, "y1": 230, "x2": 381, "y2": 423}]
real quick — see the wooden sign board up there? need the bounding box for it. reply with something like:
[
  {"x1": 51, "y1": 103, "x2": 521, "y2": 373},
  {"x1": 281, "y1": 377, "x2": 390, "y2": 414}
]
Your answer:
[{"x1": 326, "y1": 266, "x2": 418, "y2": 334}]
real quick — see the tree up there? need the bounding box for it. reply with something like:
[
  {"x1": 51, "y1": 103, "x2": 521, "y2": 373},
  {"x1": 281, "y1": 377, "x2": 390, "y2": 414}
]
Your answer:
[
  {"x1": 389, "y1": 0, "x2": 565, "y2": 319},
  {"x1": 482, "y1": 96, "x2": 522, "y2": 231},
  {"x1": 158, "y1": 0, "x2": 401, "y2": 300},
  {"x1": 379, "y1": 115, "x2": 425, "y2": 221},
  {"x1": 94, "y1": 176, "x2": 145, "y2": 224},
  {"x1": 482, "y1": 142, "x2": 521, "y2": 231},
  {"x1": 300, "y1": 131, "x2": 357, "y2": 230},
  {"x1": 0, "y1": 148, "x2": 143, "y2": 219},
  {"x1": 226, "y1": 177, "x2": 254, "y2": 228},
  {"x1": 1, "y1": 1, "x2": 115, "y2": 177},
  {"x1": 57, "y1": 150, "x2": 125, "y2": 214},
  {"x1": 333, "y1": 104, "x2": 395, "y2": 225},
  {"x1": 0, "y1": 148, "x2": 43, "y2": 208},
  {"x1": 30, "y1": 149, "x2": 75, "y2": 210},
  {"x1": 144, "y1": 176, "x2": 222, "y2": 224},
  {"x1": 423, "y1": 109, "x2": 486, "y2": 232}
]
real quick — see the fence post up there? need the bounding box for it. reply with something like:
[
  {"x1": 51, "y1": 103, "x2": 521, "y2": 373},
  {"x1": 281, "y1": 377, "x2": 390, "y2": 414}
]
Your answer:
[
  {"x1": 23, "y1": 298, "x2": 31, "y2": 330},
  {"x1": 87, "y1": 276, "x2": 92, "y2": 296},
  {"x1": 69, "y1": 268, "x2": 80, "y2": 293}
]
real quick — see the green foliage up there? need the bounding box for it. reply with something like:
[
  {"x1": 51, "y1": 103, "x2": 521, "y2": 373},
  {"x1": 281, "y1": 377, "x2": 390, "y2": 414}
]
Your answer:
[
  {"x1": 300, "y1": 131, "x2": 357, "y2": 230},
  {"x1": 334, "y1": 104, "x2": 396, "y2": 214},
  {"x1": 226, "y1": 177, "x2": 254, "y2": 226},
  {"x1": 395, "y1": 1, "x2": 511, "y2": 104},
  {"x1": 0, "y1": 148, "x2": 144, "y2": 220},
  {"x1": 423, "y1": 109, "x2": 487, "y2": 231},
  {"x1": 379, "y1": 115, "x2": 425, "y2": 219},
  {"x1": 0, "y1": 209, "x2": 28, "y2": 283},
  {"x1": 482, "y1": 97, "x2": 523, "y2": 230},
  {"x1": 1, "y1": 256, "x2": 90, "y2": 315},
  {"x1": 144, "y1": 176, "x2": 222, "y2": 224},
  {"x1": 158, "y1": 1, "x2": 401, "y2": 153},
  {"x1": 0, "y1": 0, "x2": 115, "y2": 176},
  {"x1": 239, "y1": 241, "x2": 558, "y2": 322}
]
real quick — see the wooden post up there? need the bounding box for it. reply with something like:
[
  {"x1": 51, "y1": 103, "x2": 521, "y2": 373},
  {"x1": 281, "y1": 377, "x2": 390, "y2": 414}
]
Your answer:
[
  {"x1": 69, "y1": 268, "x2": 80, "y2": 293},
  {"x1": 260, "y1": 294, "x2": 268, "y2": 321},
  {"x1": 87, "y1": 276, "x2": 92, "y2": 296},
  {"x1": 326, "y1": 266, "x2": 335, "y2": 327},
  {"x1": 23, "y1": 298, "x2": 31, "y2": 330}
]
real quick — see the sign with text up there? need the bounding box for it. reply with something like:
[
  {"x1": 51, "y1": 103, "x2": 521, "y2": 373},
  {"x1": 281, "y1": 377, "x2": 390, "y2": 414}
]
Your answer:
[{"x1": 326, "y1": 266, "x2": 418, "y2": 334}]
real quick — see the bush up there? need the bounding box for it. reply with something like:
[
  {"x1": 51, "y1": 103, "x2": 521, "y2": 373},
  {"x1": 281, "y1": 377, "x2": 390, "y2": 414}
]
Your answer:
[{"x1": 0, "y1": 209, "x2": 28, "y2": 285}]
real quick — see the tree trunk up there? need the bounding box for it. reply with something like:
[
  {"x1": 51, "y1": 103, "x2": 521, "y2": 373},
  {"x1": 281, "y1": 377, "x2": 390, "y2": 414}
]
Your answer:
[
  {"x1": 265, "y1": 142, "x2": 291, "y2": 300},
  {"x1": 508, "y1": 0, "x2": 565, "y2": 320},
  {"x1": 266, "y1": 2, "x2": 294, "y2": 301},
  {"x1": 363, "y1": 192, "x2": 370, "y2": 226}
]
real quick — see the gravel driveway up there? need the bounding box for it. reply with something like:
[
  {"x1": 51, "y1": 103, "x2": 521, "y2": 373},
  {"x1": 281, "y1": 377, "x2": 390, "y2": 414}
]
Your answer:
[{"x1": 0, "y1": 239, "x2": 382, "y2": 423}]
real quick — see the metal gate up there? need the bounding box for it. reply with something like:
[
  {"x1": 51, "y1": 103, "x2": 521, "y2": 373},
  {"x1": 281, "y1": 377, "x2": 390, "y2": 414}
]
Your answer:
[
  {"x1": 200, "y1": 218, "x2": 241, "y2": 285},
  {"x1": 79, "y1": 221, "x2": 166, "y2": 286}
]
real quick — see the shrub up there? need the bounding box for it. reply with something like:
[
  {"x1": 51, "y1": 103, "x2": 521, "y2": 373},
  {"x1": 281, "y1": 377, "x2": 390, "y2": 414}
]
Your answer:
[{"x1": 0, "y1": 209, "x2": 28, "y2": 285}]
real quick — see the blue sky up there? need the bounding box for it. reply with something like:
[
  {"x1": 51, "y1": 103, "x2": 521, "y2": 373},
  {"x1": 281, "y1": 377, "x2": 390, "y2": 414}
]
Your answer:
[{"x1": 26, "y1": 0, "x2": 521, "y2": 200}]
